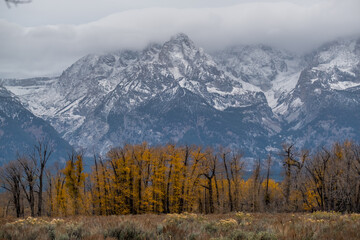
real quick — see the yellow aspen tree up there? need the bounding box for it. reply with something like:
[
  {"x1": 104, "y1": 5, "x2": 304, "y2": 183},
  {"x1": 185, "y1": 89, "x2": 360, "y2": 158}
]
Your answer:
[
  {"x1": 164, "y1": 144, "x2": 182, "y2": 213},
  {"x1": 90, "y1": 155, "x2": 103, "y2": 215},
  {"x1": 53, "y1": 172, "x2": 67, "y2": 216},
  {"x1": 152, "y1": 146, "x2": 167, "y2": 213},
  {"x1": 131, "y1": 142, "x2": 151, "y2": 214},
  {"x1": 107, "y1": 147, "x2": 129, "y2": 214},
  {"x1": 140, "y1": 146, "x2": 153, "y2": 213},
  {"x1": 261, "y1": 179, "x2": 283, "y2": 209},
  {"x1": 179, "y1": 145, "x2": 191, "y2": 213},
  {"x1": 63, "y1": 152, "x2": 86, "y2": 215}
]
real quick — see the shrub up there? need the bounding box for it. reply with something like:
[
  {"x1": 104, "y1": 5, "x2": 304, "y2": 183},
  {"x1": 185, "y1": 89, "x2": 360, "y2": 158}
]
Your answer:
[
  {"x1": 310, "y1": 211, "x2": 341, "y2": 220},
  {"x1": 156, "y1": 224, "x2": 164, "y2": 235},
  {"x1": 46, "y1": 224, "x2": 56, "y2": 240},
  {"x1": 57, "y1": 234, "x2": 70, "y2": 240},
  {"x1": 229, "y1": 230, "x2": 277, "y2": 240},
  {"x1": 164, "y1": 212, "x2": 202, "y2": 225},
  {"x1": 104, "y1": 221, "x2": 153, "y2": 240},
  {"x1": 65, "y1": 222, "x2": 85, "y2": 240},
  {"x1": 256, "y1": 231, "x2": 277, "y2": 240},
  {"x1": 230, "y1": 229, "x2": 250, "y2": 240},
  {"x1": 235, "y1": 212, "x2": 252, "y2": 225},
  {"x1": 0, "y1": 229, "x2": 12, "y2": 240},
  {"x1": 203, "y1": 222, "x2": 218, "y2": 234}
]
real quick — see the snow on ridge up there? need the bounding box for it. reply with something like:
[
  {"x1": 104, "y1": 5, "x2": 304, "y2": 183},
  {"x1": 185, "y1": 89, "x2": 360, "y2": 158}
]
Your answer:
[
  {"x1": 206, "y1": 86, "x2": 228, "y2": 96},
  {"x1": 169, "y1": 67, "x2": 183, "y2": 80},
  {"x1": 3, "y1": 34, "x2": 360, "y2": 155},
  {"x1": 330, "y1": 81, "x2": 360, "y2": 90},
  {"x1": 267, "y1": 71, "x2": 302, "y2": 108},
  {"x1": 315, "y1": 39, "x2": 359, "y2": 73}
]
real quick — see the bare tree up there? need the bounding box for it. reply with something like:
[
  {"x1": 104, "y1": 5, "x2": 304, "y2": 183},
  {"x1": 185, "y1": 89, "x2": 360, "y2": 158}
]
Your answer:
[
  {"x1": 17, "y1": 155, "x2": 37, "y2": 217},
  {"x1": 5, "y1": 0, "x2": 31, "y2": 8},
  {"x1": 179, "y1": 145, "x2": 190, "y2": 213},
  {"x1": 220, "y1": 148, "x2": 233, "y2": 212},
  {"x1": 200, "y1": 150, "x2": 218, "y2": 213},
  {"x1": 251, "y1": 159, "x2": 262, "y2": 212},
  {"x1": 351, "y1": 143, "x2": 360, "y2": 211},
  {"x1": 30, "y1": 140, "x2": 53, "y2": 216},
  {"x1": 264, "y1": 154, "x2": 272, "y2": 208},
  {"x1": 0, "y1": 161, "x2": 22, "y2": 217},
  {"x1": 305, "y1": 147, "x2": 331, "y2": 211},
  {"x1": 230, "y1": 151, "x2": 243, "y2": 211},
  {"x1": 45, "y1": 168, "x2": 53, "y2": 216}
]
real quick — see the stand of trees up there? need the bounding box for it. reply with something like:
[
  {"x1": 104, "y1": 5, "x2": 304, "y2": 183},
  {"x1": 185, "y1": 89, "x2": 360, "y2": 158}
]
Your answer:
[
  {"x1": 0, "y1": 140, "x2": 52, "y2": 217},
  {"x1": 1, "y1": 140, "x2": 360, "y2": 217}
]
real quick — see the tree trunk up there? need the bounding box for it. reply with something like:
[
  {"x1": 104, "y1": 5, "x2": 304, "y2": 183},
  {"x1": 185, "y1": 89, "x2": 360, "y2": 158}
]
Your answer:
[
  {"x1": 223, "y1": 153, "x2": 233, "y2": 212},
  {"x1": 165, "y1": 163, "x2": 173, "y2": 213},
  {"x1": 208, "y1": 177, "x2": 214, "y2": 213},
  {"x1": 179, "y1": 146, "x2": 189, "y2": 213}
]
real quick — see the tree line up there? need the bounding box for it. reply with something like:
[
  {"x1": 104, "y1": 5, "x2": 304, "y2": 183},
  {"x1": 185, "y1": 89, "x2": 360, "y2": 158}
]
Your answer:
[{"x1": 1, "y1": 140, "x2": 360, "y2": 217}]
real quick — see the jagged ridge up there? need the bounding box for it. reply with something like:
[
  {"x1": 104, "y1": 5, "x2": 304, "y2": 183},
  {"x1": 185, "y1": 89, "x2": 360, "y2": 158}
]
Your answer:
[{"x1": 2, "y1": 34, "x2": 360, "y2": 160}]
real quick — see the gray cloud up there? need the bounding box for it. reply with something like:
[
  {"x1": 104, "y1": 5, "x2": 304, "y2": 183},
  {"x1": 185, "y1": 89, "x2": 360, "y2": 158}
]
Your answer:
[{"x1": 1, "y1": 0, "x2": 360, "y2": 78}]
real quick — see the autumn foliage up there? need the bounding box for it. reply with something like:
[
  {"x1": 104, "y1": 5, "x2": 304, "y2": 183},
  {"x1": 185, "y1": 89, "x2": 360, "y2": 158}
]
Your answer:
[{"x1": 1, "y1": 141, "x2": 360, "y2": 217}]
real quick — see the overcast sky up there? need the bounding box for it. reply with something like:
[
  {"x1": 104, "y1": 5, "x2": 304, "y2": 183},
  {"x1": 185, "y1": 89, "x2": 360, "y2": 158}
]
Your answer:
[{"x1": 1, "y1": 0, "x2": 360, "y2": 78}]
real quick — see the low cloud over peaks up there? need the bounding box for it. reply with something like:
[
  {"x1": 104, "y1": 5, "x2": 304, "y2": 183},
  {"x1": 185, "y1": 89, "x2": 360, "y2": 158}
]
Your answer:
[{"x1": 1, "y1": 0, "x2": 360, "y2": 78}]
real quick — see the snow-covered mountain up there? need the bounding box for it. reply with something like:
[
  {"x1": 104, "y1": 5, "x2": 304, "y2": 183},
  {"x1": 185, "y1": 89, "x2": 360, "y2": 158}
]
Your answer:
[
  {"x1": 0, "y1": 85, "x2": 72, "y2": 164},
  {"x1": 276, "y1": 38, "x2": 360, "y2": 148},
  {"x1": 2, "y1": 34, "x2": 360, "y2": 160},
  {"x1": 213, "y1": 45, "x2": 303, "y2": 109}
]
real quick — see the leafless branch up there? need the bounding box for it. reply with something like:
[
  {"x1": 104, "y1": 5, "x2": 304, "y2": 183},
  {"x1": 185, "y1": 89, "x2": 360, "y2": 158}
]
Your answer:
[{"x1": 5, "y1": 0, "x2": 32, "y2": 8}]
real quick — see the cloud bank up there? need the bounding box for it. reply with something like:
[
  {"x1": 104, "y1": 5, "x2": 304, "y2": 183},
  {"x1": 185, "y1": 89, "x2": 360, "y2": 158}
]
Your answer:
[{"x1": 1, "y1": 0, "x2": 360, "y2": 78}]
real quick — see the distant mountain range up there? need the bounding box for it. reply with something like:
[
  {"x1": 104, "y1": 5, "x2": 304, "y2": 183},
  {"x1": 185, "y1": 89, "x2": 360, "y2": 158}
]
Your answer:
[{"x1": 1, "y1": 33, "x2": 359, "y2": 163}]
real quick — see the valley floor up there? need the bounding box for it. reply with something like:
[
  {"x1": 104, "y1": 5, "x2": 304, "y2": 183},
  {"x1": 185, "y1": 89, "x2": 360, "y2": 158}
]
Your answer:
[{"x1": 1, "y1": 211, "x2": 359, "y2": 240}]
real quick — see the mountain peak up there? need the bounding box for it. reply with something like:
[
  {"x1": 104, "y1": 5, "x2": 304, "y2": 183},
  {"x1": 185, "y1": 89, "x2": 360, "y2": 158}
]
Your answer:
[
  {"x1": 165, "y1": 33, "x2": 197, "y2": 51},
  {"x1": 158, "y1": 33, "x2": 201, "y2": 67},
  {"x1": 170, "y1": 33, "x2": 192, "y2": 42}
]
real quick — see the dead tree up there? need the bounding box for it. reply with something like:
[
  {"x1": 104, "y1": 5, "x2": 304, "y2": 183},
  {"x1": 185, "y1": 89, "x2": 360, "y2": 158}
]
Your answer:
[
  {"x1": 17, "y1": 156, "x2": 37, "y2": 217},
  {"x1": 5, "y1": 0, "x2": 31, "y2": 8},
  {"x1": 305, "y1": 148, "x2": 331, "y2": 211},
  {"x1": 264, "y1": 154, "x2": 272, "y2": 207},
  {"x1": 280, "y1": 143, "x2": 306, "y2": 210},
  {"x1": 201, "y1": 151, "x2": 218, "y2": 213},
  {"x1": 0, "y1": 161, "x2": 22, "y2": 217},
  {"x1": 230, "y1": 152, "x2": 243, "y2": 211},
  {"x1": 251, "y1": 159, "x2": 262, "y2": 212},
  {"x1": 30, "y1": 140, "x2": 53, "y2": 216},
  {"x1": 179, "y1": 145, "x2": 190, "y2": 213},
  {"x1": 221, "y1": 148, "x2": 233, "y2": 212},
  {"x1": 281, "y1": 144, "x2": 299, "y2": 208}
]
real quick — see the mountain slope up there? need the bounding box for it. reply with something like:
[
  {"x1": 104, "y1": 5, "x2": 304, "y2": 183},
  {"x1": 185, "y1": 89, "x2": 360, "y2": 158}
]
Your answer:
[
  {"x1": 2, "y1": 34, "x2": 360, "y2": 160},
  {"x1": 61, "y1": 33, "x2": 279, "y2": 156},
  {"x1": 275, "y1": 38, "x2": 360, "y2": 148},
  {"x1": 0, "y1": 85, "x2": 72, "y2": 164}
]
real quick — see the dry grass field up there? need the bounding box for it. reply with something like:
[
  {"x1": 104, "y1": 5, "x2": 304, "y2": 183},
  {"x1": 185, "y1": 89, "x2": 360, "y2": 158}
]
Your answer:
[{"x1": 1, "y1": 211, "x2": 360, "y2": 240}]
